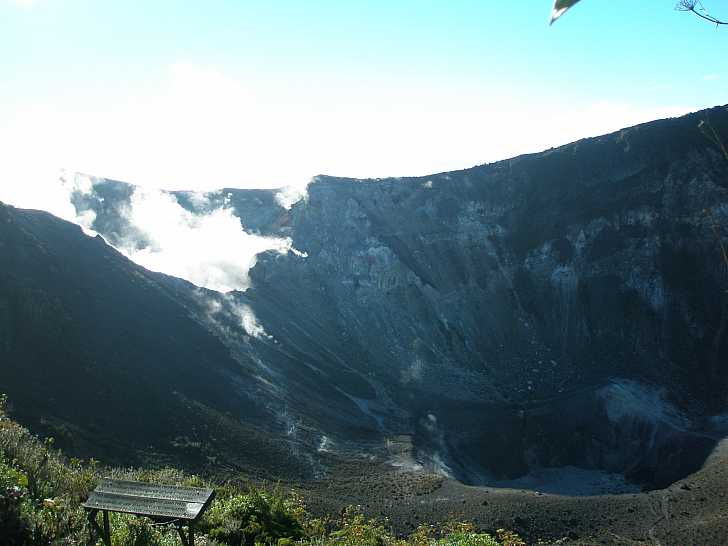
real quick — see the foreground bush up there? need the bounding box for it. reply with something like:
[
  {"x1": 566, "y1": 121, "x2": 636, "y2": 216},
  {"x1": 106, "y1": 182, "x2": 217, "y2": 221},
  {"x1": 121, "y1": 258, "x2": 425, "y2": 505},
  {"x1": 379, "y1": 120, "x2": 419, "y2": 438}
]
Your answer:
[
  {"x1": 0, "y1": 396, "x2": 527, "y2": 546},
  {"x1": 199, "y1": 488, "x2": 304, "y2": 545},
  {"x1": 0, "y1": 450, "x2": 30, "y2": 545}
]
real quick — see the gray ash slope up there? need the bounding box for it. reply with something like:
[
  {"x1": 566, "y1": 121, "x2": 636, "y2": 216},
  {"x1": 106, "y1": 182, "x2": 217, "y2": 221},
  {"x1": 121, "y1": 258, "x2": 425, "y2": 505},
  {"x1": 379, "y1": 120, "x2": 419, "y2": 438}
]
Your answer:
[
  {"x1": 0, "y1": 202, "x2": 313, "y2": 477},
  {"x1": 3, "y1": 105, "x2": 728, "y2": 495}
]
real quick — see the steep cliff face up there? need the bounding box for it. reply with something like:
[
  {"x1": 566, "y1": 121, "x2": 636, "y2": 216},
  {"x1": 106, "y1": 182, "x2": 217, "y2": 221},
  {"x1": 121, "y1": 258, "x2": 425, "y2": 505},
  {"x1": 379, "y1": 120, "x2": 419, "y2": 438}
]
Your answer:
[
  {"x1": 3, "y1": 106, "x2": 728, "y2": 490},
  {"x1": 254, "y1": 108, "x2": 728, "y2": 408},
  {"x1": 228, "y1": 106, "x2": 728, "y2": 487}
]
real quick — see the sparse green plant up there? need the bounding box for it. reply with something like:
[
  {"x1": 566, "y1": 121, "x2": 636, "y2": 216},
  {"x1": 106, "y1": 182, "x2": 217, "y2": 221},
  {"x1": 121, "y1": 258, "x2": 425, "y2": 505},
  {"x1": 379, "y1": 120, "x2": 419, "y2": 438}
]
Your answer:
[
  {"x1": 199, "y1": 487, "x2": 305, "y2": 546},
  {"x1": 327, "y1": 506, "x2": 390, "y2": 546},
  {"x1": 495, "y1": 528, "x2": 527, "y2": 546},
  {"x1": 437, "y1": 531, "x2": 500, "y2": 546},
  {"x1": 432, "y1": 522, "x2": 500, "y2": 546},
  {"x1": 0, "y1": 451, "x2": 31, "y2": 545},
  {"x1": 0, "y1": 395, "x2": 526, "y2": 546}
]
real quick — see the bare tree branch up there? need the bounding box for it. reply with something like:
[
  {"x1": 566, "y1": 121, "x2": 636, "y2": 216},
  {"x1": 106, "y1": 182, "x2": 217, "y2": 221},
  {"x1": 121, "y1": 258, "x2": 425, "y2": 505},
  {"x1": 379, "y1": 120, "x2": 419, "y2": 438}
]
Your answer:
[{"x1": 675, "y1": 1, "x2": 727, "y2": 26}]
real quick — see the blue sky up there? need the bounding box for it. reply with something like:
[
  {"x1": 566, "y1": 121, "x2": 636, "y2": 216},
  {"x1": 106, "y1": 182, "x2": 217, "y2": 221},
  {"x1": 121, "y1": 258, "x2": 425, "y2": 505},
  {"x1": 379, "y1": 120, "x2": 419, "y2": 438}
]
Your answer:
[{"x1": 1, "y1": 0, "x2": 726, "y2": 201}]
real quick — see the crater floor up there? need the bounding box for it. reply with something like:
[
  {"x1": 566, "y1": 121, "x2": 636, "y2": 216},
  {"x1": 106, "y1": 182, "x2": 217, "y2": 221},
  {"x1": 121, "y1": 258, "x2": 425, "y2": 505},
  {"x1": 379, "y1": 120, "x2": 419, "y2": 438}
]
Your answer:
[{"x1": 294, "y1": 437, "x2": 728, "y2": 545}]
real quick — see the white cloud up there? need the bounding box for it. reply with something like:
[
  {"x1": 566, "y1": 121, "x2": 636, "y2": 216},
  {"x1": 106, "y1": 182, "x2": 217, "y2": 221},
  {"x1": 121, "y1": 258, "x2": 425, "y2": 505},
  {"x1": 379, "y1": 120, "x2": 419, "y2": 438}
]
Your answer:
[
  {"x1": 704, "y1": 74, "x2": 720, "y2": 81},
  {"x1": 115, "y1": 187, "x2": 295, "y2": 292},
  {"x1": 0, "y1": 166, "x2": 295, "y2": 292},
  {"x1": 186, "y1": 191, "x2": 211, "y2": 209},
  {"x1": 231, "y1": 301, "x2": 272, "y2": 339},
  {"x1": 0, "y1": 62, "x2": 698, "y2": 295},
  {"x1": 0, "y1": 62, "x2": 698, "y2": 199},
  {"x1": 204, "y1": 293, "x2": 272, "y2": 341},
  {"x1": 0, "y1": 167, "x2": 89, "y2": 227},
  {"x1": 275, "y1": 181, "x2": 309, "y2": 210}
]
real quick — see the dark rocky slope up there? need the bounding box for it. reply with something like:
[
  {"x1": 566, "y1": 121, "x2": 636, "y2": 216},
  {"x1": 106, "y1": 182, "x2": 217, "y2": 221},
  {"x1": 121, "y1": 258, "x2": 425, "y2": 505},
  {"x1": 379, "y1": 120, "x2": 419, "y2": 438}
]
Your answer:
[
  {"x1": 2, "y1": 106, "x2": 728, "y2": 498},
  {"x1": 0, "y1": 204, "x2": 312, "y2": 476},
  {"x1": 240, "y1": 104, "x2": 728, "y2": 490}
]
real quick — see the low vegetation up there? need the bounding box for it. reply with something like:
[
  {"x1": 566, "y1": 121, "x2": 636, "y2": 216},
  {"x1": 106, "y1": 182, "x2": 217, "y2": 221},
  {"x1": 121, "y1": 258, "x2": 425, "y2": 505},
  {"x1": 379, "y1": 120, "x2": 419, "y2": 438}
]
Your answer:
[{"x1": 0, "y1": 395, "x2": 527, "y2": 546}]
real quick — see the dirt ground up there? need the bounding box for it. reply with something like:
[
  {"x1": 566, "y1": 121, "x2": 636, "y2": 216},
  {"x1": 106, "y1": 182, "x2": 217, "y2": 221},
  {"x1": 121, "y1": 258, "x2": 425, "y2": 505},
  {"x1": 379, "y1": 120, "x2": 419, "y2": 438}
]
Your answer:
[{"x1": 284, "y1": 438, "x2": 728, "y2": 545}]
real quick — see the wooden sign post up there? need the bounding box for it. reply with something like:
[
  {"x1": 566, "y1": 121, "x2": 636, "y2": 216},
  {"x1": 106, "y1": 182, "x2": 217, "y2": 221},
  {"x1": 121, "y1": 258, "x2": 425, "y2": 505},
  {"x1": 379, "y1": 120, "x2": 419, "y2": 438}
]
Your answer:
[{"x1": 83, "y1": 478, "x2": 215, "y2": 546}]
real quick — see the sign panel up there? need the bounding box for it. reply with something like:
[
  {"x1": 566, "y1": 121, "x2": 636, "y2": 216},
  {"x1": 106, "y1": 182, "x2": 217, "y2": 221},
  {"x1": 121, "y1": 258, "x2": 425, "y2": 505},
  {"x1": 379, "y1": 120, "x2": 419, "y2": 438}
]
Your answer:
[
  {"x1": 93, "y1": 479, "x2": 213, "y2": 504},
  {"x1": 83, "y1": 479, "x2": 215, "y2": 521}
]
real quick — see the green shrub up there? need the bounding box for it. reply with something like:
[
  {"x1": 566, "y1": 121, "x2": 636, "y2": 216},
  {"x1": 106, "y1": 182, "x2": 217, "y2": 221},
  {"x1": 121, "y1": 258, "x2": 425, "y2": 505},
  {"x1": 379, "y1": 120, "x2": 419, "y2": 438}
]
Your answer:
[
  {"x1": 0, "y1": 452, "x2": 28, "y2": 493},
  {"x1": 428, "y1": 522, "x2": 500, "y2": 546},
  {"x1": 23, "y1": 498, "x2": 89, "y2": 546},
  {"x1": 200, "y1": 487, "x2": 304, "y2": 546},
  {"x1": 107, "y1": 514, "x2": 171, "y2": 546},
  {"x1": 0, "y1": 451, "x2": 31, "y2": 545},
  {"x1": 437, "y1": 531, "x2": 500, "y2": 546},
  {"x1": 495, "y1": 529, "x2": 526, "y2": 546},
  {"x1": 327, "y1": 506, "x2": 391, "y2": 546},
  {"x1": 0, "y1": 402, "x2": 92, "y2": 546},
  {"x1": 0, "y1": 500, "x2": 29, "y2": 546}
]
